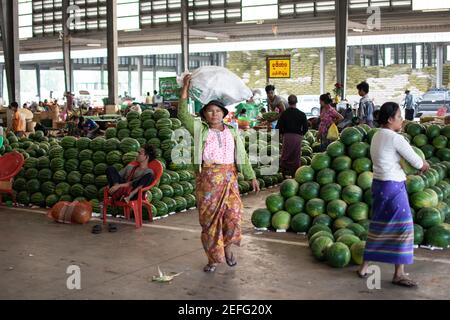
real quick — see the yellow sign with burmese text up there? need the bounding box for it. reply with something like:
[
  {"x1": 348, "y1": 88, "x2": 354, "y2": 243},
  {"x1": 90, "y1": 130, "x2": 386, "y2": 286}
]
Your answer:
[{"x1": 266, "y1": 56, "x2": 291, "y2": 79}]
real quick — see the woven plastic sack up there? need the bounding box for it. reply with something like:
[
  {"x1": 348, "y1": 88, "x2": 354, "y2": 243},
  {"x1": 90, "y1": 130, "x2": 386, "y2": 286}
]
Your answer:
[
  {"x1": 177, "y1": 66, "x2": 252, "y2": 106},
  {"x1": 48, "y1": 201, "x2": 93, "y2": 224}
]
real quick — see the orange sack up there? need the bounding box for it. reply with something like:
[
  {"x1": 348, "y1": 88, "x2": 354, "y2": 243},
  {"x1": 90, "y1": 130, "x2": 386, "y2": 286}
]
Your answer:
[{"x1": 48, "y1": 201, "x2": 93, "y2": 224}]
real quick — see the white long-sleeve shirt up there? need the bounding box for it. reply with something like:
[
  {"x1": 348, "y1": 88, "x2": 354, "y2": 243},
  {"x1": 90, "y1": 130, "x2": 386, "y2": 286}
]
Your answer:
[{"x1": 370, "y1": 128, "x2": 424, "y2": 182}]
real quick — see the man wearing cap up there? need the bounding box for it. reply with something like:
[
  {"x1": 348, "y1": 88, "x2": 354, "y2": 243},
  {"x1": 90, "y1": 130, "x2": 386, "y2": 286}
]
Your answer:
[{"x1": 178, "y1": 74, "x2": 259, "y2": 273}]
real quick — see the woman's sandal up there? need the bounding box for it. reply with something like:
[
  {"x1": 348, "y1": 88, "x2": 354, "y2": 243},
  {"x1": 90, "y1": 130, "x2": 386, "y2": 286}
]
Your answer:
[
  {"x1": 392, "y1": 277, "x2": 418, "y2": 288},
  {"x1": 92, "y1": 224, "x2": 102, "y2": 234},
  {"x1": 108, "y1": 223, "x2": 118, "y2": 233},
  {"x1": 203, "y1": 264, "x2": 217, "y2": 273},
  {"x1": 225, "y1": 252, "x2": 237, "y2": 267}
]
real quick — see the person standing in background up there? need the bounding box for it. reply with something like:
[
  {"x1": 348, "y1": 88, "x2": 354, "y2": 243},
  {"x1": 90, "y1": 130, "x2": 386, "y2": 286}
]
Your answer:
[
  {"x1": 10, "y1": 102, "x2": 26, "y2": 138},
  {"x1": 145, "y1": 92, "x2": 152, "y2": 105},
  {"x1": 318, "y1": 93, "x2": 344, "y2": 150},
  {"x1": 404, "y1": 90, "x2": 415, "y2": 121},
  {"x1": 276, "y1": 95, "x2": 309, "y2": 177},
  {"x1": 356, "y1": 81, "x2": 375, "y2": 127}
]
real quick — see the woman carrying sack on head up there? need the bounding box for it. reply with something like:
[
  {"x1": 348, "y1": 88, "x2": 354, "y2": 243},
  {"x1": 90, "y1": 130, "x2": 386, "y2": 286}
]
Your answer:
[
  {"x1": 357, "y1": 102, "x2": 430, "y2": 288},
  {"x1": 317, "y1": 93, "x2": 344, "y2": 151},
  {"x1": 178, "y1": 74, "x2": 259, "y2": 273}
]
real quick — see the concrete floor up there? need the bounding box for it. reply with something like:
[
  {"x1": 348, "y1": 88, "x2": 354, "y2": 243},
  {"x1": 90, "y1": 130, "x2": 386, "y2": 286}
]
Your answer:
[{"x1": 1, "y1": 187, "x2": 450, "y2": 300}]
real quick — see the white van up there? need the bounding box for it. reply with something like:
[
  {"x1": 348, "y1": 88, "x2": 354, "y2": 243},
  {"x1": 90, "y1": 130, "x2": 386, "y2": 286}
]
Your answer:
[{"x1": 297, "y1": 95, "x2": 320, "y2": 116}]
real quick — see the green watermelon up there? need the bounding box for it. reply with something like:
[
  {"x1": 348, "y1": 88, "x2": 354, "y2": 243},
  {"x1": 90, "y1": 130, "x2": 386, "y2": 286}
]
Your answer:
[
  {"x1": 413, "y1": 134, "x2": 428, "y2": 148},
  {"x1": 70, "y1": 184, "x2": 85, "y2": 197},
  {"x1": 406, "y1": 123, "x2": 424, "y2": 137},
  {"x1": 299, "y1": 181, "x2": 320, "y2": 200},
  {"x1": 266, "y1": 193, "x2": 284, "y2": 213},
  {"x1": 432, "y1": 135, "x2": 448, "y2": 149},
  {"x1": 346, "y1": 223, "x2": 366, "y2": 238},
  {"x1": 37, "y1": 156, "x2": 50, "y2": 169},
  {"x1": 294, "y1": 166, "x2": 315, "y2": 183},
  {"x1": 337, "y1": 170, "x2": 357, "y2": 187},
  {"x1": 126, "y1": 111, "x2": 140, "y2": 121},
  {"x1": 128, "y1": 119, "x2": 142, "y2": 130},
  {"x1": 61, "y1": 136, "x2": 77, "y2": 149},
  {"x1": 174, "y1": 196, "x2": 187, "y2": 212},
  {"x1": 171, "y1": 183, "x2": 184, "y2": 197},
  {"x1": 320, "y1": 183, "x2": 342, "y2": 202},
  {"x1": 400, "y1": 146, "x2": 425, "y2": 175},
  {"x1": 104, "y1": 138, "x2": 120, "y2": 153},
  {"x1": 306, "y1": 198, "x2": 325, "y2": 218},
  {"x1": 311, "y1": 236, "x2": 334, "y2": 261},
  {"x1": 13, "y1": 178, "x2": 28, "y2": 191},
  {"x1": 79, "y1": 149, "x2": 93, "y2": 161},
  {"x1": 336, "y1": 234, "x2": 360, "y2": 249},
  {"x1": 309, "y1": 230, "x2": 334, "y2": 245},
  {"x1": 414, "y1": 224, "x2": 424, "y2": 245},
  {"x1": 53, "y1": 170, "x2": 67, "y2": 183},
  {"x1": 416, "y1": 207, "x2": 442, "y2": 228},
  {"x1": 348, "y1": 142, "x2": 369, "y2": 159},
  {"x1": 424, "y1": 224, "x2": 450, "y2": 248},
  {"x1": 406, "y1": 175, "x2": 425, "y2": 194},
  {"x1": 420, "y1": 144, "x2": 435, "y2": 159},
  {"x1": 307, "y1": 224, "x2": 333, "y2": 239},
  {"x1": 311, "y1": 153, "x2": 331, "y2": 171},
  {"x1": 95, "y1": 175, "x2": 108, "y2": 188},
  {"x1": 79, "y1": 160, "x2": 94, "y2": 174},
  {"x1": 27, "y1": 179, "x2": 41, "y2": 194},
  {"x1": 357, "y1": 171, "x2": 373, "y2": 190},
  {"x1": 65, "y1": 159, "x2": 79, "y2": 172},
  {"x1": 55, "y1": 182, "x2": 71, "y2": 196},
  {"x1": 76, "y1": 137, "x2": 91, "y2": 150},
  {"x1": 50, "y1": 158, "x2": 65, "y2": 171},
  {"x1": 151, "y1": 187, "x2": 163, "y2": 201},
  {"x1": 67, "y1": 171, "x2": 82, "y2": 184},
  {"x1": 312, "y1": 214, "x2": 333, "y2": 228},
  {"x1": 106, "y1": 150, "x2": 123, "y2": 165},
  {"x1": 316, "y1": 168, "x2": 336, "y2": 185},
  {"x1": 326, "y1": 242, "x2": 351, "y2": 268},
  {"x1": 284, "y1": 196, "x2": 305, "y2": 216},
  {"x1": 119, "y1": 138, "x2": 140, "y2": 153},
  {"x1": 156, "y1": 118, "x2": 172, "y2": 130},
  {"x1": 411, "y1": 189, "x2": 439, "y2": 209},
  {"x1": 352, "y1": 157, "x2": 372, "y2": 174},
  {"x1": 105, "y1": 128, "x2": 117, "y2": 139},
  {"x1": 334, "y1": 228, "x2": 355, "y2": 239},
  {"x1": 160, "y1": 185, "x2": 174, "y2": 198},
  {"x1": 153, "y1": 109, "x2": 171, "y2": 120},
  {"x1": 142, "y1": 119, "x2": 156, "y2": 130},
  {"x1": 271, "y1": 211, "x2": 291, "y2": 230},
  {"x1": 117, "y1": 129, "x2": 131, "y2": 140},
  {"x1": 366, "y1": 128, "x2": 379, "y2": 144},
  {"x1": 92, "y1": 151, "x2": 106, "y2": 164},
  {"x1": 290, "y1": 213, "x2": 311, "y2": 233},
  {"x1": 251, "y1": 209, "x2": 272, "y2": 228},
  {"x1": 340, "y1": 127, "x2": 363, "y2": 146},
  {"x1": 144, "y1": 128, "x2": 158, "y2": 140},
  {"x1": 333, "y1": 216, "x2": 354, "y2": 231},
  {"x1": 122, "y1": 152, "x2": 138, "y2": 165},
  {"x1": 326, "y1": 141, "x2": 345, "y2": 158},
  {"x1": 280, "y1": 179, "x2": 299, "y2": 198},
  {"x1": 90, "y1": 137, "x2": 106, "y2": 151},
  {"x1": 38, "y1": 168, "x2": 52, "y2": 182},
  {"x1": 436, "y1": 148, "x2": 450, "y2": 161},
  {"x1": 82, "y1": 173, "x2": 96, "y2": 186},
  {"x1": 327, "y1": 199, "x2": 347, "y2": 219},
  {"x1": 350, "y1": 241, "x2": 366, "y2": 265},
  {"x1": 64, "y1": 148, "x2": 78, "y2": 160},
  {"x1": 17, "y1": 191, "x2": 31, "y2": 206},
  {"x1": 30, "y1": 192, "x2": 45, "y2": 207},
  {"x1": 117, "y1": 120, "x2": 128, "y2": 130},
  {"x1": 94, "y1": 163, "x2": 108, "y2": 176},
  {"x1": 347, "y1": 202, "x2": 369, "y2": 221},
  {"x1": 184, "y1": 194, "x2": 196, "y2": 209}
]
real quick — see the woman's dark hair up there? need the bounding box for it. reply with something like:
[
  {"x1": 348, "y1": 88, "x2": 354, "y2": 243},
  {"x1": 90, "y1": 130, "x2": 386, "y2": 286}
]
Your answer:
[
  {"x1": 143, "y1": 144, "x2": 157, "y2": 161},
  {"x1": 378, "y1": 102, "x2": 400, "y2": 125},
  {"x1": 356, "y1": 81, "x2": 370, "y2": 94},
  {"x1": 319, "y1": 93, "x2": 333, "y2": 105},
  {"x1": 265, "y1": 85, "x2": 275, "y2": 93}
]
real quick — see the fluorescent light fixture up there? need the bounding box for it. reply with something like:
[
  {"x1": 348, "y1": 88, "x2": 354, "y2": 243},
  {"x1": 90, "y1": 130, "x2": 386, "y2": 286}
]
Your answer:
[
  {"x1": 86, "y1": 43, "x2": 101, "y2": 47},
  {"x1": 236, "y1": 20, "x2": 264, "y2": 25},
  {"x1": 421, "y1": 8, "x2": 450, "y2": 12},
  {"x1": 352, "y1": 28, "x2": 364, "y2": 33},
  {"x1": 412, "y1": 0, "x2": 450, "y2": 11},
  {"x1": 204, "y1": 36, "x2": 219, "y2": 40},
  {"x1": 124, "y1": 28, "x2": 141, "y2": 32}
]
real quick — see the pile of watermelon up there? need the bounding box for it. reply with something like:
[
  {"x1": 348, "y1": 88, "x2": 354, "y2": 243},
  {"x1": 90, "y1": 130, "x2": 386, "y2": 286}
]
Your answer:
[
  {"x1": 1, "y1": 108, "x2": 198, "y2": 219},
  {"x1": 251, "y1": 123, "x2": 450, "y2": 268}
]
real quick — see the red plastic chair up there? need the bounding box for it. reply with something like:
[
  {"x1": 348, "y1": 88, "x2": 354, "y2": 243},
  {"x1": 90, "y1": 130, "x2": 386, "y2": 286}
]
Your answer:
[
  {"x1": 103, "y1": 160, "x2": 163, "y2": 228},
  {"x1": 0, "y1": 152, "x2": 25, "y2": 206}
]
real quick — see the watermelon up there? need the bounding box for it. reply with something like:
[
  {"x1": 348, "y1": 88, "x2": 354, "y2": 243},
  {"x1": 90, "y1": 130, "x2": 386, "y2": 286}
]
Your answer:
[
  {"x1": 352, "y1": 157, "x2": 372, "y2": 174},
  {"x1": 426, "y1": 124, "x2": 441, "y2": 139},
  {"x1": 174, "y1": 196, "x2": 187, "y2": 212},
  {"x1": 251, "y1": 209, "x2": 272, "y2": 228},
  {"x1": 316, "y1": 168, "x2": 336, "y2": 185},
  {"x1": 432, "y1": 135, "x2": 448, "y2": 149},
  {"x1": 67, "y1": 171, "x2": 82, "y2": 184},
  {"x1": 160, "y1": 185, "x2": 174, "y2": 198},
  {"x1": 31, "y1": 192, "x2": 45, "y2": 207},
  {"x1": 307, "y1": 224, "x2": 333, "y2": 239},
  {"x1": 424, "y1": 224, "x2": 450, "y2": 248},
  {"x1": 151, "y1": 187, "x2": 163, "y2": 201},
  {"x1": 284, "y1": 196, "x2": 305, "y2": 216},
  {"x1": 82, "y1": 173, "x2": 96, "y2": 186},
  {"x1": 117, "y1": 129, "x2": 131, "y2": 140},
  {"x1": 50, "y1": 158, "x2": 65, "y2": 171},
  {"x1": 25, "y1": 168, "x2": 39, "y2": 180},
  {"x1": 348, "y1": 142, "x2": 369, "y2": 159},
  {"x1": 327, "y1": 199, "x2": 347, "y2": 219},
  {"x1": 156, "y1": 118, "x2": 172, "y2": 130},
  {"x1": 309, "y1": 230, "x2": 334, "y2": 245},
  {"x1": 266, "y1": 193, "x2": 284, "y2": 213},
  {"x1": 406, "y1": 123, "x2": 424, "y2": 137},
  {"x1": 290, "y1": 213, "x2": 311, "y2": 233},
  {"x1": 171, "y1": 118, "x2": 182, "y2": 130},
  {"x1": 65, "y1": 159, "x2": 79, "y2": 172},
  {"x1": 70, "y1": 184, "x2": 85, "y2": 197},
  {"x1": 337, "y1": 170, "x2": 357, "y2": 187},
  {"x1": 336, "y1": 234, "x2": 360, "y2": 249},
  {"x1": 430, "y1": 186, "x2": 444, "y2": 202},
  {"x1": 119, "y1": 138, "x2": 140, "y2": 154},
  {"x1": 126, "y1": 111, "x2": 140, "y2": 121},
  {"x1": 436, "y1": 148, "x2": 450, "y2": 161},
  {"x1": 414, "y1": 224, "x2": 424, "y2": 245},
  {"x1": 340, "y1": 127, "x2": 363, "y2": 146},
  {"x1": 363, "y1": 188, "x2": 372, "y2": 206},
  {"x1": 366, "y1": 128, "x2": 379, "y2": 144},
  {"x1": 334, "y1": 228, "x2": 355, "y2": 240},
  {"x1": 79, "y1": 160, "x2": 94, "y2": 174},
  {"x1": 38, "y1": 168, "x2": 52, "y2": 182},
  {"x1": 280, "y1": 179, "x2": 299, "y2": 198},
  {"x1": 436, "y1": 202, "x2": 449, "y2": 222},
  {"x1": 406, "y1": 175, "x2": 425, "y2": 194},
  {"x1": 153, "y1": 109, "x2": 171, "y2": 120},
  {"x1": 64, "y1": 148, "x2": 78, "y2": 160},
  {"x1": 17, "y1": 191, "x2": 31, "y2": 206},
  {"x1": 411, "y1": 189, "x2": 439, "y2": 209},
  {"x1": 311, "y1": 237, "x2": 334, "y2": 261},
  {"x1": 299, "y1": 182, "x2": 320, "y2": 200},
  {"x1": 357, "y1": 171, "x2": 373, "y2": 190},
  {"x1": 27, "y1": 179, "x2": 41, "y2": 194},
  {"x1": 313, "y1": 214, "x2": 333, "y2": 228},
  {"x1": 416, "y1": 207, "x2": 442, "y2": 229},
  {"x1": 413, "y1": 134, "x2": 428, "y2": 148},
  {"x1": 271, "y1": 211, "x2": 291, "y2": 230},
  {"x1": 347, "y1": 223, "x2": 366, "y2": 238},
  {"x1": 79, "y1": 149, "x2": 93, "y2": 161},
  {"x1": 37, "y1": 156, "x2": 50, "y2": 169},
  {"x1": 131, "y1": 128, "x2": 144, "y2": 139},
  {"x1": 105, "y1": 128, "x2": 117, "y2": 139},
  {"x1": 171, "y1": 183, "x2": 184, "y2": 197},
  {"x1": 333, "y1": 216, "x2": 354, "y2": 230},
  {"x1": 13, "y1": 178, "x2": 27, "y2": 191},
  {"x1": 106, "y1": 150, "x2": 123, "y2": 165},
  {"x1": 61, "y1": 136, "x2": 77, "y2": 149},
  {"x1": 122, "y1": 152, "x2": 138, "y2": 165},
  {"x1": 128, "y1": 119, "x2": 142, "y2": 130},
  {"x1": 148, "y1": 138, "x2": 161, "y2": 148},
  {"x1": 144, "y1": 128, "x2": 158, "y2": 140},
  {"x1": 117, "y1": 120, "x2": 128, "y2": 130},
  {"x1": 320, "y1": 183, "x2": 342, "y2": 202},
  {"x1": 347, "y1": 202, "x2": 369, "y2": 221},
  {"x1": 94, "y1": 163, "x2": 108, "y2": 176},
  {"x1": 294, "y1": 166, "x2": 315, "y2": 183},
  {"x1": 420, "y1": 144, "x2": 435, "y2": 159},
  {"x1": 90, "y1": 137, "x2": 106, "y2": 151},
  {"x1": 400, "y1": 146, "x2": 425, "y2": 175},
  {"x1": 311, "y1": 153, "x2": 331, "y2": 171},
  {"x1": 92, "y1": 151, "x2": 106, "y2": 164},
  {"x1": 53, "y1": 170, "x2": 67, "y2": 183},
  {"x1": 95, "y1": 175, "x2": 108, "y2": 188},
  {"x1": 142, "y1": 119, "x2": 156, "y2": 130},
  {"x1": 326, "y1": 242, "x2": 351, "y2": 268},
  {"x1": 104, "y1": 138, "x2": 120, "y2": 153},
  {"x1": 184, "y1": 194, "x2": 196, "y2": 209},
  {"x1": 306, "y1": 198, "x2": 325, "y2": 218},
  {"x1": 342, "y1": 185, "x2": 363, "y2": 205},
  {"x1": 24, "y1": 157, "x2": 38, "y2": 169},
  {"x1": 350, "y1": 241, "x2": 366, "y2": 265},
  {"x1": 326, "y1": 141, "x2": 345, "y2": 158},
  {"x1": 55, "y1": 182, "x2": 71, "y2": 196},
  {"x1": 76, "y1": 137, "x2": 91, "y2": 150}
]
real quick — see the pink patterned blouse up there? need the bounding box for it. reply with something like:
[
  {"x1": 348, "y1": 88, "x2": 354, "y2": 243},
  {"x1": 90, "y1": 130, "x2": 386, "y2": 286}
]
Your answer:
[
  {"x1": 318, "y1": 105, "x2": 340, "y2": 136},
  {"x1": 202, "y1": 127, "x2": 235, "y2": 164}
]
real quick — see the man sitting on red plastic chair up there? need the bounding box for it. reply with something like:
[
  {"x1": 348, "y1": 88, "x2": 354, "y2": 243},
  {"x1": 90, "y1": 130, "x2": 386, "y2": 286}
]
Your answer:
[{"x1": 106, "y1": 144, "x2": 156, "y2": 203}]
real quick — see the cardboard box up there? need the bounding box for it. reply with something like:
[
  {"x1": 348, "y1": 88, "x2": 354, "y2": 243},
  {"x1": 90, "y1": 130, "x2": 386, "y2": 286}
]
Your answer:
[{"x1": 105, "y1": 105, "x2": 119, "y2": 114}]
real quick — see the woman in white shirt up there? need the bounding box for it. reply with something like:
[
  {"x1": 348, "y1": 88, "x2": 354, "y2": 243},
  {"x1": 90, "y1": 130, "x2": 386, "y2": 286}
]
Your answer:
[{"x1": 357, "y1": 102, "x2": 429, "y2": 288}]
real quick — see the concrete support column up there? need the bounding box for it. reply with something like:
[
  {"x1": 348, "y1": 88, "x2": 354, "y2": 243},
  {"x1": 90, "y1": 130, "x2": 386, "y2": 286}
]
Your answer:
[
  {"x1": 106, "y1": 0, "x2": 119, "y2": 105},
  {"x1": 412, "y1": 44, "x2": 417, "y2": 69},
  {"x1": 427, "y1": 44, "x2": 433, "y2": 67},
  {"x1": 319, "y1": 48, "x2": 326, "y2": 94},
  {"x1": 100, "y1": 63, "x2": 105, "y2": 90},
  {"x1": 176, "y1": 54, "x2": 183, "y2": 75},
  {"x1": 36, "y1": 64, "x2": 41, "y2": 101},
  {"x1": 0, "y1": 64, "x2": 4, "y2": 99},
  {"x1": 62, "y1": 0, "x2": 73, "y2": 95},
  {"x1": 127, "y1": 59, "x2": 132, "y2": 96},
  {"x1": 335, "y1": 0, "x2": 348, "y2": 98},
  {"x1": 181, "y1": 0, "x2": 189, "y2": 72},
  {"x1": 436, "y1": 43, "x2": 444, "y2": 88},
  {"x1": 153, "y1": 55, "x2": 157, "y2": 93},
  {"x1": 0, "y1": 0, "x2": 20, "y2": 104},
  {"x1": 394, "y1": 44, "x2": 399, "y2": 64},
  {"x1": 137, "y1": 56, "x2": 144, "y2": 98}
]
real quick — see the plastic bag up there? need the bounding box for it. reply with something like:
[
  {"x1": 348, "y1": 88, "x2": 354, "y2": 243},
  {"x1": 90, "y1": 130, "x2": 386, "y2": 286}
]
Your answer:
[
  {"x1": 327, "y1": 123, "x2": 339, "y2": 141},
  {"x1": 177, "y1": 66, "x2": 252, "y2": 106},
  {"x1": 48, "y1": 201, "x2": 92, "y2": 224}
]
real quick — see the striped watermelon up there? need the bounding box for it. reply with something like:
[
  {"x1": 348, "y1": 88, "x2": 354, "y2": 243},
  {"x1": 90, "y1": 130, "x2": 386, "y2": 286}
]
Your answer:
[
  {"x1": 140, "y1": 110, "x2": 154, "y2": 122},
  {"x1": 64, "y1": 148, "x2": 79, "y2": 160},
  {"x1": 84, "y1": 185, "x2": 98, "y2": 200},
  {"x1": 94, "y1": 163, "x2": 108, "y2": 175},
  {"x1": 142, "y1": 119, "x2": 156, "y2": 129},
  {"x1": 131, "y1": 128, "x2": 144, "y2": 139},
  {"x1": 97, "y1": 187, "x2": 105, "y2": 201},
  {"x1": 148, "y1": 137, "x2": 161, "y2": 148},
  {"x1": 93, "y1": 151, "x2": 106, "y2": 164},
  {"x1": 24, "y1": 157, "x2": 38, "y2": 169},
  {"x1": 61, "y1": 136, "x2": 77, "y2": 149},
  {"x1": 70, "y1": 184, "x2": 85, "y2": 197},
  {"x1": 80, "y1": 160, "x2": 94, "y2": 174},
  {"x1": 106, "y1": 150, "x2": 123, "y2": 165},
  {"x1": 38, "y1": 168, "x2": 53, "y2": 182},
  {"x1": 67, "y1": 171, "x2": 82, "y2": 184},
  {"x1": 31, "y1": 193, "x2": 45, "y2": 207},
  {"x1": 117, "y1": 120, "x2": 128, "y2": 130},
  {"x1": 160, "y1": 185, "x2": 174, "y2": 197},
  {"x1": 13, "y1": 178, "x2": 28, "y2": 191},
  {"x1": 112, "y1": 163, "x2": 124, "y2": 172},
  {"x1": 95, "y1": 175, "x2": 108, "y2": 188},
  {"x1": 45, "y1": 194, "x2": 59, "y2": 208},
  {"x1": 126, "y1": 111, "x2": 140, "y2": 121},
  {"x1": 50, "y1": 158, "x2": 65, "y2": 171},
  {"x1": 161, "y1": 139, "x2": 177, "y2": 151},
  {"x1": 122, "y1": 152, "x2": 138, "y2": 165},
  {"x1": 166, "y1": 170, "x2": 180, "y2": 183},
  {"x1": 151, "y1": 187, "x2": 163, "y2": 201},
  {"x1": 162, "y1": 197, "x2": 177, "y2": 213},
  {"x1": 55, "y1": 182, "x2": 71, "y2": 196},
  {"x1": 184, "y1": 194, "x2": 196, "y2": 209},
  {"x1": 153, "y1": 200, "x2": 168, "y2": 216},
  {"x1": 144, "y1": 128, "x2": 158, "y2": 139},
  {"x1": 65, "y1": 159, "x2": 79, "y2": 172},
  {"x1": 41, "y1": 181, "x2": 56, "y2": 195},
  {"x1": 79, "y1": 149, "x2": 93, "y2": 161},
  {"x1": 90, "y1": 199, "x2": 100, "y2": 213},
  {"x1": 158, "y1": 128, "x2": 174, "y2": 141},
  {"x1": 137, "y1": 138, "x2": 147, "y2": 147},
  {"x1": 48, "y1": 145, "x2": 64, "y2": 159},
  {"x1": 73, "y1": 197, "x2": 87, "y2": 202},
  {"x1": 17, "y1": 191, "x2": 30, "y2": 206},
  {"x1": 82, "y1": 173, "x2": 96, "y2": 186},
  {"x1": 174, "y1": 196, "x2": 187, "y2": 212},
  {"x1": 178, "y1": 170, "x2": 191, "y2": 182},
  {"x1": 171, "y1": 118, "x2": 182, "y2": 130},
  {"x1": 76, "y1": 137, "x2": 91, "y2": 150},
  {"x1": 104, "y1": 138, "x2": 121, "y2": 153},
  {"x1": 27, "y1": 179, "x2": 41, "y2": 194},
  {"x1": 153, "y1": 109, "x2": 170, "y2": 120},
  {"x1": 53, "y1": 170, "x2": 67, "y2": 183},
  {"x1": 37, "y1": 156, "x2": 50, "y2": 169},
  {"x1": 105, "y1": 128, "x2": 117, "y2": 139},
  {"x1": 120, "y1": 138, "x2": 140, "y2": 153},
  {"x1": 59, "y1": 195, "x2": 73, "y2": 202},
  {"x1": 90, "y1": 137, "x2": 106, "y2": 151},
  {"x1": 156, "y1": 118, "x2": 172, "y2": 130},
  {"x1": 128, "y1": 119, "x2": 142, "y2": 130}
]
